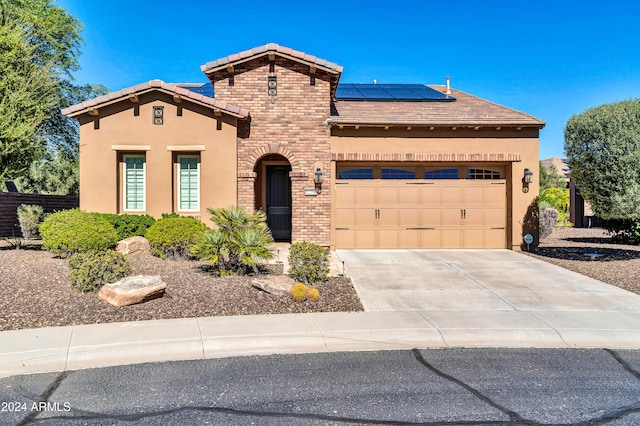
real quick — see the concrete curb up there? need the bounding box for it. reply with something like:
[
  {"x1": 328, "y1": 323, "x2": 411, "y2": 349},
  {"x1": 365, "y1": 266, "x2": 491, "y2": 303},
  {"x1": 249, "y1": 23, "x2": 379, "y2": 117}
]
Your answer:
[{"x1": 2, "y1": 309, "x2": 639, "y2": 378}]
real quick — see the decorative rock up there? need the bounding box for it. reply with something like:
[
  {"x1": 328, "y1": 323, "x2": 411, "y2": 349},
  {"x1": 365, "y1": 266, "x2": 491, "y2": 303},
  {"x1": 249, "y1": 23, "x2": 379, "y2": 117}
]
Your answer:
[
  {"x1": 99, "y1": 275, "x2": 166, "y2": 307},
  {"x1": 115, "y1": 236, "x2": 150, "y2": 255},
  {"x1": 251, "y1": 275, "x2": 295, "y2": 297}
]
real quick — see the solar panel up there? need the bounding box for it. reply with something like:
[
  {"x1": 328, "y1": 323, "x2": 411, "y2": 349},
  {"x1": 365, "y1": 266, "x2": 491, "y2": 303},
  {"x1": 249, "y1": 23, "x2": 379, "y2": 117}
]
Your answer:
[
  {"x1": 335, "y1": 83, "x2": 455, "y2": 102},
  {"x1": 180, "y1": 83, "x2": 214, "y2": 97}
]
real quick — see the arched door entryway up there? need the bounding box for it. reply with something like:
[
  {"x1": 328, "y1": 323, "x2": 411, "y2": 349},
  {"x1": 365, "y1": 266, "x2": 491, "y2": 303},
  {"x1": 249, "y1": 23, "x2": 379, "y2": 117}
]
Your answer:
[{"x1": 254, "y1": 154, "x2": 292, "y2": 241}]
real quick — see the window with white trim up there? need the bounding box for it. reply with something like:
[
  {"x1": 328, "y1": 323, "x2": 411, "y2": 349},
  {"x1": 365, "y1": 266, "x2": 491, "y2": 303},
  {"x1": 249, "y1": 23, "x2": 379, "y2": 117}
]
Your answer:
[
  {"x1": 124, "y1": 155, "x2": 145, "y2": 211},
  {"x1": 178, "y1": 155, "x2": 200, "y2": 211}
]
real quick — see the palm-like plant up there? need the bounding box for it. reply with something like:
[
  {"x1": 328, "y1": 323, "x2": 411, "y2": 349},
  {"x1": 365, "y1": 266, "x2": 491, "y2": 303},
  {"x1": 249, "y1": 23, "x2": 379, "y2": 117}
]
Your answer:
[
  {"x1": 191, "y1": 229, "x2": 229, "y2": 273},
  {"x1": 194, "y1": 207, "x2": 274, "y2": 275}
]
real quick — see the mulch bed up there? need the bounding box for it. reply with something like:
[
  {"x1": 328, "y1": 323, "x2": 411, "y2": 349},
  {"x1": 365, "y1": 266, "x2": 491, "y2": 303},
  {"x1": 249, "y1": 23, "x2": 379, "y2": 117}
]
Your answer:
[{"x1": 0, "y1": 243, "x2": 363, "y2": 332}]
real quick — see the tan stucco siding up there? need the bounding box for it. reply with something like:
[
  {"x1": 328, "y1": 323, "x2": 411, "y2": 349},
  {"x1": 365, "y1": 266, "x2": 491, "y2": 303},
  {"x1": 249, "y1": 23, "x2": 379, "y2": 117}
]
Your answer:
[
  {"x1": 78, "y1": 92, "x2": 238, "y2": 220},
  {"x1": 329, "y1": 127, "x2": 540, "y2": 250}
]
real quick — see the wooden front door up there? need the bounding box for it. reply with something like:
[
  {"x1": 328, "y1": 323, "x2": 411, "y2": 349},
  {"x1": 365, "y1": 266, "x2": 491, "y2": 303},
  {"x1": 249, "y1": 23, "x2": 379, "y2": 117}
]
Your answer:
[{"x1": 266, "y1": 165, "x2": 292, "y2": 241}]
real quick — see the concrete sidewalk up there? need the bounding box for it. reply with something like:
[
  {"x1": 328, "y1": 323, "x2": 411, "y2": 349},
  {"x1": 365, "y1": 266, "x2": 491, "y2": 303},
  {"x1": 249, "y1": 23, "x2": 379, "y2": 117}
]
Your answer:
[{"x1": 2, "y1": 249, "x2": 640, "y2": 378}]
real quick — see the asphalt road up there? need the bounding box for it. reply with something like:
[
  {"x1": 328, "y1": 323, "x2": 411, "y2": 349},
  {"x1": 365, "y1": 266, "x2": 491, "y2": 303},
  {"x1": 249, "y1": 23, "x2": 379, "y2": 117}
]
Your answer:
[{"x1": 1, "y1": 348, "x2": 640, "y2": 425}]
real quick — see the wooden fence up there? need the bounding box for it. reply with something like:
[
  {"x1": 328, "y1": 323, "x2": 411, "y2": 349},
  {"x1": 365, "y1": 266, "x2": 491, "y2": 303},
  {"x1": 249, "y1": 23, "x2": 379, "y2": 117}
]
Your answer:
[{"x1": 0, "y1": 192, "x2": 79, "y2": 237}]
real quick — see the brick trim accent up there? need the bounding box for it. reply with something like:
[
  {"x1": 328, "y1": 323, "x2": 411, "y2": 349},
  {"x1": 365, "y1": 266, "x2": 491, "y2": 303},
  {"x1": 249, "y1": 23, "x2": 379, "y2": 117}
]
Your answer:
[
  {"x1": 331, "y1": 153, "x2": 522, "y2": 162},
  {"x1": 247, "y1": 145, "x2": 300, "y2": 171}
]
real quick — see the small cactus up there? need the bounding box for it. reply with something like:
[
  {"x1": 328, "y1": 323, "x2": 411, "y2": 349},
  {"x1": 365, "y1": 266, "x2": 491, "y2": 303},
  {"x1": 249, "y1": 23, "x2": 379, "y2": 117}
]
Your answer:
[
  {"x1": 290, "y1": 283, "x2": 308, "y2": 302},
  {"x1": 306, "y1": 287, "x2": 320, "y2": 302}
]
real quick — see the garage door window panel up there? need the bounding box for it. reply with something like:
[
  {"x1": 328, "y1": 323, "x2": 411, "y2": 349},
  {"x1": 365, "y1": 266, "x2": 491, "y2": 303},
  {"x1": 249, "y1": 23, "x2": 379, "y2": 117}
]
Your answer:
[
  {"x1": 338, "y1": 168, "x2": 373, "y2": 179},
  {"x1": 381, "y1": 167, "x2": 416, "y2": 179},
  {"x1": 425, "y1": 168, "x2": 458, "y2": 179}
]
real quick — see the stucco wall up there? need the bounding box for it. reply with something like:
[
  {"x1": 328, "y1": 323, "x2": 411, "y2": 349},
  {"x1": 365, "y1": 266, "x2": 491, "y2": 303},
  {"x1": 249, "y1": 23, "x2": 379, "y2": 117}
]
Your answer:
[{"x1": 78, "y1": 91, "x2": 238, "y2": 220}]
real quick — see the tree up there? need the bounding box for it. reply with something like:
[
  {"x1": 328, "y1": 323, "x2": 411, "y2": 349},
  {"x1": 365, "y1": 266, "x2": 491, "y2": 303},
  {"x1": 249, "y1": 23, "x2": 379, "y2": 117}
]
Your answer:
[
  {"x1": 0, "y1": 0, "x2": 107, "y2": 188},
  {"x1": 564, "y1": 99, "x2": 640, "y2": 220},
  {"x1": 15, "y1": 150, "x2": 79, "y2": 195},
  {"x1": 0, "y1": 21, "x2": 58, "y2": 182},
  {"x1": 539, "y1": 161, "x2": 565, "y2": 193}
]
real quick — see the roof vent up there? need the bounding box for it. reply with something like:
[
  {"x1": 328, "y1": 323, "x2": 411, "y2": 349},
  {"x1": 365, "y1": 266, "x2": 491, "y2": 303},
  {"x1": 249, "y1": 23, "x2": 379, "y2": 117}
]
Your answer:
[{"x1": 446, "y1": 76, "x2": 451, "y2": 95}]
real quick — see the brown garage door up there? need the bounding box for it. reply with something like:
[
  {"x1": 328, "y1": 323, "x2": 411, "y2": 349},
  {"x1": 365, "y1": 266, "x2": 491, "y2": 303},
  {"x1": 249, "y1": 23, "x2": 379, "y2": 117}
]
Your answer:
[{"x1": 334, "y1": 179, "x2": 506, "y2": 248}]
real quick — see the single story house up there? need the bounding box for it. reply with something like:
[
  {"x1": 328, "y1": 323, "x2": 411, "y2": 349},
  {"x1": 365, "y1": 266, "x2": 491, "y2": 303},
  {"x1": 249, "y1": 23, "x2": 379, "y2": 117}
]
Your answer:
[{"x1": 62, "y1": 43, "x2": 544, "y2": 250}]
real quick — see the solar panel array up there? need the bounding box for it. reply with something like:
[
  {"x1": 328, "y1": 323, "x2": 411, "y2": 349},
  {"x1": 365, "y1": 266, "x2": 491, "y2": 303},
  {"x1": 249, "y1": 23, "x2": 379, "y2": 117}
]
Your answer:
[
  {"x1": 335, "y1": 84, "x2": 455, "y2": 102},
  {"x1": 180, "y1": 82, "x2": 454, "y2": 102}
]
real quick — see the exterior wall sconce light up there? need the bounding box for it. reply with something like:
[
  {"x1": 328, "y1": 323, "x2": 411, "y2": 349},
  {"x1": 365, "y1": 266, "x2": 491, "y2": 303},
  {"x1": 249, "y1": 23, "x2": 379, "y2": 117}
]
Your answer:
[
  {"x1": 314, "y1": 167, "x2": 323, "y2": 193},
  {"x1": 522, "y1": 168, "x2": 533, "y2": 193}
]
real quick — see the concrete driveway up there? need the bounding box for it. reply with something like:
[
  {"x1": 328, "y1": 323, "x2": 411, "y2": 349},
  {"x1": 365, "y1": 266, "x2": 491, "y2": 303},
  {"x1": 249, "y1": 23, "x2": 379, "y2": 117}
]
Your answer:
[{"x1": 337, "y1": 249, "x2": 640, "y2": 313}]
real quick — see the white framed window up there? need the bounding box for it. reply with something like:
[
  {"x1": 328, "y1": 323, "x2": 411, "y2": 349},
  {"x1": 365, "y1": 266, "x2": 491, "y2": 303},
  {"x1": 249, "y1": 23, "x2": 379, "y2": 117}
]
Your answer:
[
  {"x1": 178, "y1": 155, "x2": 200, "y2": 211},
  {"x1": 123, "y1": 154, "x2": 145, "y2": 211}
]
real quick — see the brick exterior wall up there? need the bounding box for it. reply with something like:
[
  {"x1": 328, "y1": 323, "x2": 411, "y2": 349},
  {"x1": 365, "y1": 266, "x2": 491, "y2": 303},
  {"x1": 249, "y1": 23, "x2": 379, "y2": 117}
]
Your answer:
[{"x1": 211, "y1": 57, "x2": 333, "y2": 245}]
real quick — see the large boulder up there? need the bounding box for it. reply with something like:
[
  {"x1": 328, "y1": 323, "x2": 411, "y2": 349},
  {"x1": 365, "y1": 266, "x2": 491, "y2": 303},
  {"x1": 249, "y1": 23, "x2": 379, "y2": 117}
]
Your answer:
[
  {"x1": 115, "y1": 236, "x2": 151, "y2": 255},
  {"x1": 251, "y1": 275, "x2": 295, "y2": 297},
  {"x1": 99, "y1": 275, "x2": 166, "y2": 307}
]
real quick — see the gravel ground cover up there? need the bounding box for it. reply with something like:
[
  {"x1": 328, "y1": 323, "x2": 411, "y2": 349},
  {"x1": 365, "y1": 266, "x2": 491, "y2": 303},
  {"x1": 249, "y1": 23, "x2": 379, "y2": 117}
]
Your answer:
[
  {"x1": 0, "y1": 243, "x2": 363, "y2": 331},
  {"x1": 2, "y1": 227, "x2": 639, "y2": 332},
  {"x1": 527, "y1": 227, "x2": 640, "y2": 295}
]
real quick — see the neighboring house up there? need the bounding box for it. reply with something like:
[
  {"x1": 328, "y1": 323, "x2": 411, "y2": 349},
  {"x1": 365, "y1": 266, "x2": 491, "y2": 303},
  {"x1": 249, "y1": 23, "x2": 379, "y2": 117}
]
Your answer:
[
  {"x1": 541, "y1": 157, "x2": 596, "y2": 228},
  {"x1": 62, "y1": 43, "x2": 545, "y2": 250}
]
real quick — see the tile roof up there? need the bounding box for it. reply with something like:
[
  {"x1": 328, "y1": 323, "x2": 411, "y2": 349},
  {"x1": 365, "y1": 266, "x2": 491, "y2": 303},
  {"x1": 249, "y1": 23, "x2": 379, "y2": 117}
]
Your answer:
[
  {"x1": 61, "y1": 80, "x2": 249, "y2": 118},
  {"x1": 200, "y1": 43, "x2": 343, "y2": 75},
  {"x1": 329, "y1": 86, "x2": 545, "y2": 128}
]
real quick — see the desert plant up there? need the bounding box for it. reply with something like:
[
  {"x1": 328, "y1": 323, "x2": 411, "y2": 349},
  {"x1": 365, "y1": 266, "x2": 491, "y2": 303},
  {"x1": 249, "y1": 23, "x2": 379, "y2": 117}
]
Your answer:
[
  {"x1": 602, "y1": 218, "x2": 640, "y2": 244},
  {"x1": 306, "y1": 287, "x2": 320, "y2": 302},
  {"x1": 539, "y1": 208, "x2": 559, "y2": 241},
  {"x1": 145, "y1": 216, "x2": 207, "y2": 259},
  {"x1": 39, "y1": 209, "x2": 119, "y2": 257},
  {"x1": 17, "y1": 204, "x2": 43, "y2": 239},
  {"x1": 290, "y1": 283, "x2": 308, "y2": 302},
  {"x1": 288, "y1": 241, "x2": 329, "y2": 284},
  {"x1": 68, "y1": 250, "x2": 131, "y2": 293},
  {"x1": 192, "y1": 207, "x2": 274, "y2": 275},
  {"x1": 97, "y1": 213, "x2": 156, "y2": 240}
]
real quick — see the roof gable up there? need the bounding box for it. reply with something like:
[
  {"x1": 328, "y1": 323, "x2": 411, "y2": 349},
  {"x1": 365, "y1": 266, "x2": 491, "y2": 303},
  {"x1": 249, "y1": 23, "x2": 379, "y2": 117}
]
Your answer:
[
  {"x1": 62, "y1": 80, "x2": 249, "y2": 118},
  {"x1": 200, "y1": 43, "x2": 343, "y2": 76}
]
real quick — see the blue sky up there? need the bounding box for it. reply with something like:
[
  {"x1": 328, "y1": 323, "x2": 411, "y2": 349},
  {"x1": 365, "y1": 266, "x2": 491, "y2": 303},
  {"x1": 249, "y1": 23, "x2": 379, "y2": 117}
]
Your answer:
[{"x1": 56, "y1": 0, "x2": 640, "y2": 159}]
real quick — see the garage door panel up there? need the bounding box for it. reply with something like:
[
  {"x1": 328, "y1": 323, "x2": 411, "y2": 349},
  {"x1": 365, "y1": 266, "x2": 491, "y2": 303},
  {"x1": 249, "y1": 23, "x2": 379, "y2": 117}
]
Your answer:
[
  {"x1": 441, "y1": 229, "x2": 462, "y2": 248},
  {"x1": 377, "y1": 229, "x2": 399, "y2": 248},
  {"x1": 355, "y1": 229, "x2": 376, "y2": 248},
  {"x1": 378, "y1": 209, "x2": 398, "y2": 227},
  {"x1": 335, "y1": 229, "x2": 355, "y2": 249},
  {"x1": 442, "y1": 187, "x2": 462, "y2": 204},
  {"x1": 356, "y1": 209, "x2": 376, "y2": 227},
  {"x1": 335, "y1": 209, "x2": 355, "y2": 227},
  {"x1": 484, "y1": 229, "x2": 506, "y2": 248},
  {"x1": 399, "y1": 229, "x2": 420, "y2": 248},
  {"x1": 398, "y1": 209, "x2": 419, "y2": 227},
  {"x1": 441, "y1": 208, "x2": 462, "y2": 227},
  {"x1": 420, "y1": 229, "x2": 441, "y2": 248},
  {"x1": 463, "y1": 229, "x2": 485, "y2": 248},
  {"x1": 420, "y1": 186, "x2": 441, "y2": 205},
  {"x1": 333, "y1": 176, "x2": 506, "y2": 249},
  {"x1": 484, "y1": 208, "x2": 505, "y2": 227}
]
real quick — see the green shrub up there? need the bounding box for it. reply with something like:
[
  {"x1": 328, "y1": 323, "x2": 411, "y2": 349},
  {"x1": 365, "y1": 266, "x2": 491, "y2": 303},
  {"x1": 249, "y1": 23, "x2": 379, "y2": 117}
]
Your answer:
[
  {"x1": 68, "y1": 250, "x2": 131, "y2": 293},
  {"x1": 17, "y1": 204, "x2": 43, "y2": 239},
  {"x1": 288, "y1": 241, "x2": 329, "y2": 284},
  {"x1": 39, "y1": 209, "x2": 119, "y2": 257},
  {"x1": 192, "y1": 207, "x2": 274, "y2": 275},
  {"x1": 145, "y1": 216, "x2": 207, "y2": 259},
  {"x1": 96, "y1": 213, "x2": 156, "y2": 240},
  {"x1": 602, "y1": 219, "x2": 640, "y2": 244}
]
